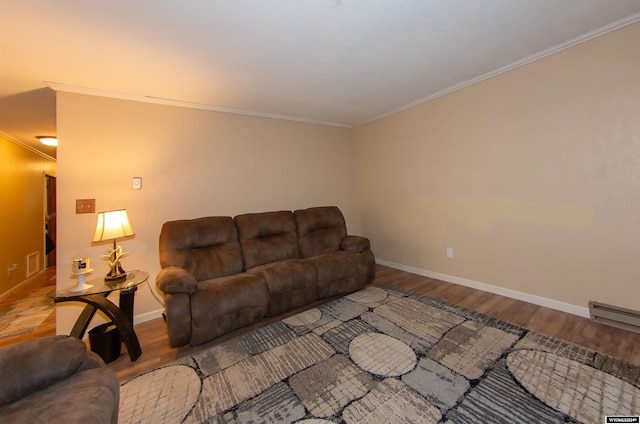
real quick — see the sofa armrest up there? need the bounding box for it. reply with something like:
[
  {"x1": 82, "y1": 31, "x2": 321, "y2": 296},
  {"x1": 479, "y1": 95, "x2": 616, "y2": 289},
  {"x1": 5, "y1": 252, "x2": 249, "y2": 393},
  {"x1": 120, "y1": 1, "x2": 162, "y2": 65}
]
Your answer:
[
  {"x1": 79, "y1": 351, "x2": 107, "y2": 371},
  {"x1": 164, "y1": 293, "x2": 193, "y2": 347},
  {"x1": 0, "y1": 336, "x2": 89, "y2": 407},
  {"x1": 156, "y1": 266, "x2": 198, "y2": 295},
  {"x1": 341, "y1": 235, "x2": 371, "y2": 253}
]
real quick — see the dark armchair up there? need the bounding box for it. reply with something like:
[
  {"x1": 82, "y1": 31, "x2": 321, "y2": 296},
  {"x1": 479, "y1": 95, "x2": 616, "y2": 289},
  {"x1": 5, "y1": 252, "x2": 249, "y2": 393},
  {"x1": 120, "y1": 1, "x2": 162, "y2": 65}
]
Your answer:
[{"x1": 0, "y1": 335, "x2": 120, "y2": 423}]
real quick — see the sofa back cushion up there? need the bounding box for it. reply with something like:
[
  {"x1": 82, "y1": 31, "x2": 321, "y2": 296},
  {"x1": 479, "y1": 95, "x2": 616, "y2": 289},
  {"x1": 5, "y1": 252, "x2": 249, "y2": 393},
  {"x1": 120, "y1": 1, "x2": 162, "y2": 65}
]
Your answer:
[
  {"x1": 295, "y1": 206, "x2": 347, "y2": 258},
  {"x1": 235, "y1": 211, "x2": 300, "y2": 269},
  {"x1": 159, "y1": 216, "x2": 243, "y2": 281}
]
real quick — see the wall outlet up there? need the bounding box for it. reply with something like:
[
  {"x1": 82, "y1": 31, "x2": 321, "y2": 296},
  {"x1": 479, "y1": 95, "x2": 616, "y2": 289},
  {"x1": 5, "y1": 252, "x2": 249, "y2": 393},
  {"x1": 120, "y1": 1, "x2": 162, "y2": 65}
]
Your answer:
[
  {"x1": 446, "y1": 247, "x2": 454, "y2": 259},
  {"x1": 7, "y1": 263, "x2": 17, "y2": 276}
]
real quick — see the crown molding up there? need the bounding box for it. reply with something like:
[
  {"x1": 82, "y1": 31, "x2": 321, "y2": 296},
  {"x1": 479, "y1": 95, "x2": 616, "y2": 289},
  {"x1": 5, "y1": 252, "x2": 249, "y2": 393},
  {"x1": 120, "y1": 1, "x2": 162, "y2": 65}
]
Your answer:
[
  {"x1": 0, "y1": 131, "x2": 56, "y2": 161},
  {"x1": 45, "y1": 12, "x2": 640, "y2": 130},
  {"x1": 356, "y1": 12, "x2": 640, "y2": 127},
  {"x1": 45, "y1": 82, "x2": 353, "y2": 129}
]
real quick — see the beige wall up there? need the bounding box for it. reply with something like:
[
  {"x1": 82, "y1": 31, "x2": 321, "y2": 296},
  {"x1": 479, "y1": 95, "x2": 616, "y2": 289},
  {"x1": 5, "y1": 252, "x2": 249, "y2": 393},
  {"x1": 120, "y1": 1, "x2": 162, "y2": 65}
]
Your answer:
[
  {"x1": 354, "y1": 22, "x2": 640, "y2": 314},
  {"x1": 54, "y1": 22, "x2": 639, "y2": 333},
  {"x1": 0, "y1": 136, "x2": 56, "y2": 295},
  {"x1": 55, "y1": 92, "x2": 359, "y2": 333}
]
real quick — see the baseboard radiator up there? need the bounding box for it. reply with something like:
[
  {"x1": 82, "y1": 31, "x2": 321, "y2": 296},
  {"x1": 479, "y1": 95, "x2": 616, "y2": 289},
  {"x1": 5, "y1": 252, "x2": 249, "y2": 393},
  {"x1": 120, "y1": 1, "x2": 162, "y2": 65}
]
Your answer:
[{"x1": 588, "y1": 301, "x2": 640, "y2": 334}]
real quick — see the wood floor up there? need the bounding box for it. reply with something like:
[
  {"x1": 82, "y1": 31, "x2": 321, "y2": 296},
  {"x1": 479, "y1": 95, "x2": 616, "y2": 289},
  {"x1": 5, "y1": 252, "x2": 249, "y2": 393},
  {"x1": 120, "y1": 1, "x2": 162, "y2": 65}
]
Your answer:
[
  {"x1": 0, "y1": 266, "x2": 57, "y2": 349},
  {"x1": 2, "y1": 264, "x2": 639, "y2": 382}
]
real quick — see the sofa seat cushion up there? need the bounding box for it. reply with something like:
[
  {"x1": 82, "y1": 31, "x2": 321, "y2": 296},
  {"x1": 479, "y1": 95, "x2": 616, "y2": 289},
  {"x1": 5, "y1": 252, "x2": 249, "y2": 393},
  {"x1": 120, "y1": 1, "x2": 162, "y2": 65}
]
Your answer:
[
  {"x1": 248, "y1": 259, "x2": 317, "y2": 317},
  {"x1": 191, "y1": 273, "x2": 268, "y2": 345},
  {"x1": 308, "y1": 251, "x2": 371, "y2": 299},
  {"x1": 0, "y1": 367, "x2": 119, "y2": 424}
]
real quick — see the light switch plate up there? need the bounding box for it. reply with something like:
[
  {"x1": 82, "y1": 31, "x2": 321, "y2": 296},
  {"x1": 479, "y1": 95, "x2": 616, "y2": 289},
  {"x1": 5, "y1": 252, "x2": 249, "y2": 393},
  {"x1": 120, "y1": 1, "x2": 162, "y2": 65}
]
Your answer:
[
  {"x1": 76, "y1": 199, "x2": 95, "y2": 214},
  {"x1": 132, "y1": 177, "x2": 142, "y2": 190}
]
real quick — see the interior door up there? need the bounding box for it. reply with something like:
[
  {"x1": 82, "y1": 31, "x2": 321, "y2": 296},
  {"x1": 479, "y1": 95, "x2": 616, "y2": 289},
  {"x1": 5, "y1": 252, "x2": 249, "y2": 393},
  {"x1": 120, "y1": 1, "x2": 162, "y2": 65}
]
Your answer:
[{"x1": 46, "y1": 175, "x2": 56, "y2": 268}]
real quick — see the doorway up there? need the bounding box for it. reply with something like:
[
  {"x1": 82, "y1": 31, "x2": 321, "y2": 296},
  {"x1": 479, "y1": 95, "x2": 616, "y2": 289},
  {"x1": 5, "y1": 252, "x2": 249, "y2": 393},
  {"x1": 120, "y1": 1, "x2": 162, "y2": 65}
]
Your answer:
[{"x1": 45, "y1": 175, "x2": 56, "y2": 268}]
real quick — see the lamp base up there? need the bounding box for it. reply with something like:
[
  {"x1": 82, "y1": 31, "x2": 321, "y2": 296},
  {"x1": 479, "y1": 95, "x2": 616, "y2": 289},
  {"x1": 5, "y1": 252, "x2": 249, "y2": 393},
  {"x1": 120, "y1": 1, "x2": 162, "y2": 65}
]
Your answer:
[
  {"x1": 102, "y1": 244, "x2": 129, "y2": 283},
  {"x1": 105, "y1": 264, "x2": 127, "y2": 282},
  {"x1": 105, "y1": 272, "x2": 127, "y2": 282}
]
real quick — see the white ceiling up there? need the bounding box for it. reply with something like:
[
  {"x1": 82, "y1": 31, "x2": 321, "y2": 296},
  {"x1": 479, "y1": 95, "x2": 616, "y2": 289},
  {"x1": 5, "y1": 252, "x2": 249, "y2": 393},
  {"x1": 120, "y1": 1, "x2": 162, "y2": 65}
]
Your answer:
[{"x1": 2, "y1": 0, "x2": 640, "y2": 159}]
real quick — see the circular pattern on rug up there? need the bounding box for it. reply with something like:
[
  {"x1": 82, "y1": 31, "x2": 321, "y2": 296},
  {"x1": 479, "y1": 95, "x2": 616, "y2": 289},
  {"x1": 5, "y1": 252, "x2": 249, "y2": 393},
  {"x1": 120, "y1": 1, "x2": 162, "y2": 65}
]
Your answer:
[
  {"x1": 345, "y1": 286, "x2": 388, "y2": 304},
  {"x1": 119, "y1": 365, "x2": 201, "y2": 424},
  {"x1": 296, "y1": 420, "x2": 335, "y2": 424},
  {"x1": 349, "y1": 332, "x2": 417, "y2": 376},
  {"x1": 507, "y1": 349, "x2": 640, "y2": 424},
  {"x1": 282, "y1": 307, "x2": 322, "y2": 327}
]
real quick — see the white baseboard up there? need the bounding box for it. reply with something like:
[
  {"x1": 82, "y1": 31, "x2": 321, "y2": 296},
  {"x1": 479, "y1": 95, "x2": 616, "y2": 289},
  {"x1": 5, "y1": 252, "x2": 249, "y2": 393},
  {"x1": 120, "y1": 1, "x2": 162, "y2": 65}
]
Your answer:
[
  {"x1": 0, "y1": 268, "x2": 48, "y2": 301},
  {"x1": 376, "y1": 259, "x2": 590, "y2": 318},
  {"x1": 133, "y1": 309, "x2": 165, "y2": 325}
]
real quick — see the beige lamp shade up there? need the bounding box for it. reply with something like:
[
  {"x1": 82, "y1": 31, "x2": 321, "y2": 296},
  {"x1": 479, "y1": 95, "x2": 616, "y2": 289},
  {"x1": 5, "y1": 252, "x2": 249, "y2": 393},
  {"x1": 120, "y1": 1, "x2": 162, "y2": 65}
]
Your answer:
[{"x1": 92, "y1": 209, "x2": 135, "y2": 243}]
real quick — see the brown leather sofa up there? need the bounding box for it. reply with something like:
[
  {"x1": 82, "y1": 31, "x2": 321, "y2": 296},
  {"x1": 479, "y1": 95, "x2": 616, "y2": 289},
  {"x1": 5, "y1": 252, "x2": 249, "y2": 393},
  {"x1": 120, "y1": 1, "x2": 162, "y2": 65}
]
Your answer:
[
  {"x1": 157, "y1": 206, "x2": 375, "y2": 347},
  {"x1": 0, "y1": 336, "x2": 120, "y2": 423}
]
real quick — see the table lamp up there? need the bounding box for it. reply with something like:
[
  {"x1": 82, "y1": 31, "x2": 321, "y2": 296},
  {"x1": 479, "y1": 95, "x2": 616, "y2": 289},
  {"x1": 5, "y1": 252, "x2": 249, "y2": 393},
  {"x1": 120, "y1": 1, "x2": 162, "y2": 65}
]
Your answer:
[{"x1": 92, "y1": 209, "x2": 135, "y2": 282}]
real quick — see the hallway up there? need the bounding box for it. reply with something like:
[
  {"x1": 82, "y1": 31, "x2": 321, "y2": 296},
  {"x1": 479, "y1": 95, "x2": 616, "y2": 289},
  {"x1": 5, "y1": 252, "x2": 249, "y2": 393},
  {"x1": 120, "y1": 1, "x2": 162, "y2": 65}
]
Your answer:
[{"x1": 0, "y1": 267, "x2": 56, "y2": 348}]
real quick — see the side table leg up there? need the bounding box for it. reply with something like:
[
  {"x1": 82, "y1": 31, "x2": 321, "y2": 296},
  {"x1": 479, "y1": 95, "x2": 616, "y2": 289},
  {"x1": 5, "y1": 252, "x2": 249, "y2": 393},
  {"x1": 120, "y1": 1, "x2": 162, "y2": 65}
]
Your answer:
[
  {"x1": 68, "y1": 304, "x2": 99, "y2": 339},
  {"x1": 62, "y1": 294, "x2": 142, "y2": 361},
  {"x1": 119, "y1": 287, "x2": 137, "y2": 324}
]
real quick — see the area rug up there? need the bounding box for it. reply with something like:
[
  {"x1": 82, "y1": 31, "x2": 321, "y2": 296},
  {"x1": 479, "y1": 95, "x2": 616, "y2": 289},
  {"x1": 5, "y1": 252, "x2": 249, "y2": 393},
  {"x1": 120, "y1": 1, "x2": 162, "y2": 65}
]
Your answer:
[
  {"x1": 119, "y1": 286, "x2": 640, "y2": 423},
  {"x1": 0, "y1": 286, "x2": 55, "y2": 340}
]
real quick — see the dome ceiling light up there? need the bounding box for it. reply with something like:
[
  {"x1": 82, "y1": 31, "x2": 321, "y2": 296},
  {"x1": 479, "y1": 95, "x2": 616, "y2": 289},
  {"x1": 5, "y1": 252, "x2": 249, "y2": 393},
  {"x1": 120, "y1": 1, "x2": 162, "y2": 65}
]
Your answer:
[{"x1": 36, "y1": 136, "x2": 57, "y2": 147}]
